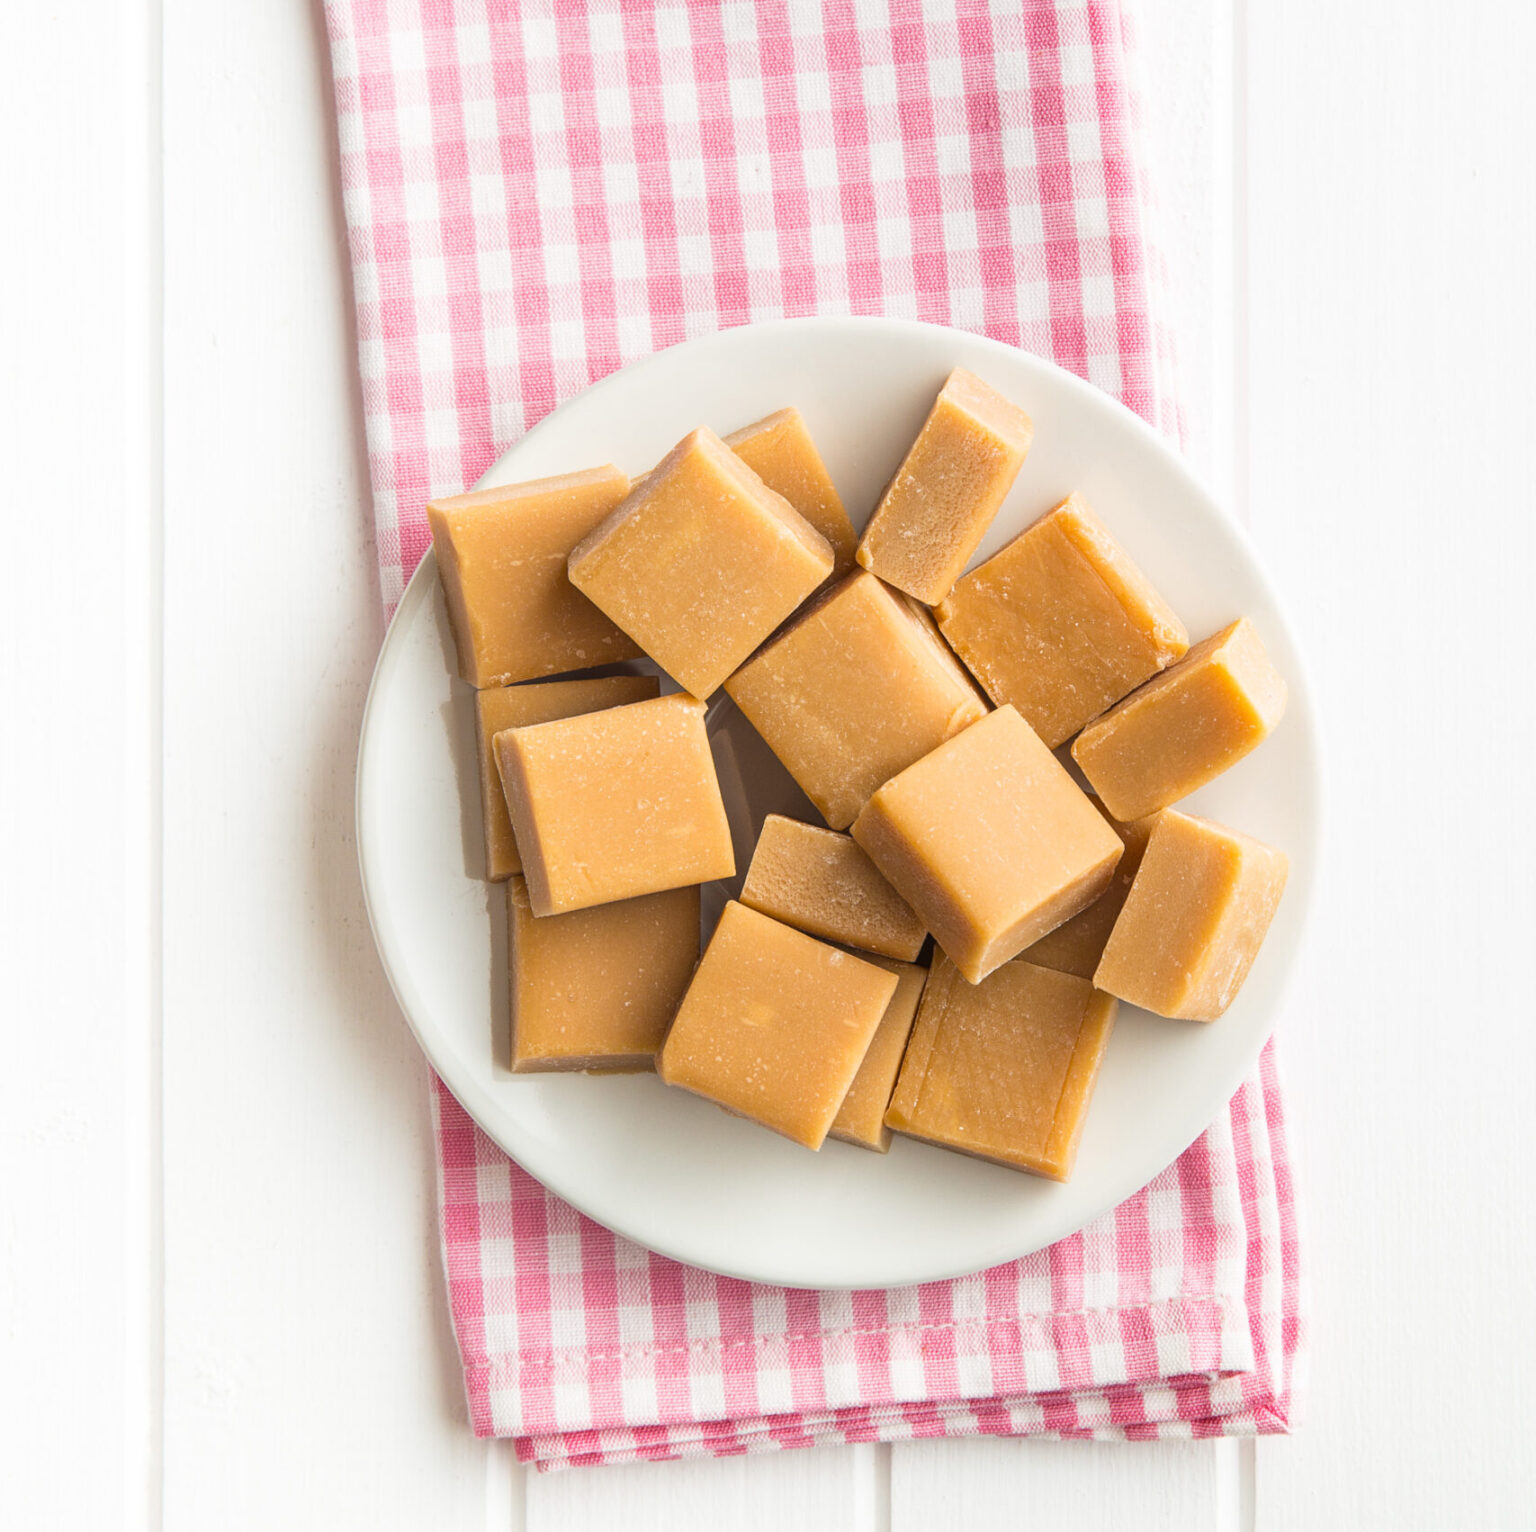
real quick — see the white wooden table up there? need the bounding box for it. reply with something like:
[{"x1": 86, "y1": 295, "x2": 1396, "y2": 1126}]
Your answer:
[{"x1": 5, "y1": 1, "x2": 1535, "y2": 1526}]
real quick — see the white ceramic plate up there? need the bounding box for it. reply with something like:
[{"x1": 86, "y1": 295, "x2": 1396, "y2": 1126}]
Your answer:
[{"x1": 356, "y1": 317, "x2": 1319, "y2": 1290}]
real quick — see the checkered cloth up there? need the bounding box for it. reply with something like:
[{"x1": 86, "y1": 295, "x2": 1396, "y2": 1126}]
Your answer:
[{"x1": 324, "y1": 0, "x2": 1303, "y2": 1470}]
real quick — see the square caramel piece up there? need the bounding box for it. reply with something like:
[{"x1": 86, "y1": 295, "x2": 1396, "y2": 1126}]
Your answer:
[
  {"x1": 884, "y1": 953, "x2": 1117, "y2": 1180},
  {"x1": 507, "y1": 876, "x2": 700, "y2": 1072},
  {"x1": 740, "y1": 814, "x2": 926, "y2": 961},
  {"x1": 476, "y1": 675, "x2": 659, "y2": 881},
  {"x1": 851, "y1": 706, "x2": 1123, "y2": 984},
  {"x1": 567, "y1": 427, "x2": 834, "y2": 697},
  {"x1": 427, "y1": 465, "x2": 641, "y2": 687},
  {"x1": 935, "y1": 493, "x2": 1189, "y2": 747},
  {"x1": 856, "y1": 367, "x2": 1034, "y2": 604},
  {"x1": 723, "y1": 407, "x2": 857, "y2": 576},
  {"x1": 657, "y1": 901, "x2": 899, "y2": 1150},
  {"x1": 1072, "y1": 618, "x2": 1288, "y2": 822},
  {"x1": 494, "y1": 691, "x2": 734, "y2": 915},
  {"x1": 1021, "y1": 804, "x2": 1153, "y2": 979},
  {"x1": 724, "y1": 570, "x2": 988, "y2": 829},
  {"x1": 1094, "y1": 809, "x2": 1288, "y2": 1022},
  {"x1": 829, "y1": 956, "x2": 928, "y2": 1152}
]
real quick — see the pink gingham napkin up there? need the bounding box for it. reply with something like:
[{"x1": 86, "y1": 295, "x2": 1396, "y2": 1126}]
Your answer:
[{"x1": 324, "y1": 0, "x2": 1303, "y2": 1469}]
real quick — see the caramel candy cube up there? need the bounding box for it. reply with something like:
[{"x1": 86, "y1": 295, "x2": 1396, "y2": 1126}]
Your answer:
[
  {"x1": 428, "y1": 466, "x2": 641, "y2": 687},
  {"x1": 1072, "y1": 618, "x2": 1288, "y2": 822},
  {"x1": 567, "y1": 427, "x2": 834, "y2": 698},
  {"x1": 494, "y1": 692, "x2": 734, "y2": 915},
  {"x1": 829, "y1": 956, "x2": 928, "y2": 1152},
  {"x1": 476, "y1": 675, "x2": 659, "y2": 881},
  {"x1": 852, "y1": 706, "x2": 1123, "y2": 984},
  {"x1": 1021, "y1": 805, "x2": 1153, "y2": 979},
  {"x1": 855, "y1": 367, "x2": 1034, "y2": 604},
  {"x1": 885, "y1": 954, "x2": 1117, "y2": 1180},
  {"x1": 723, "y1": 407, "x2": 857, "y2": 577},
  {"x1": 507, "y1": 876, "x2": 699, "y2": 1071},
  {"x1": 657, "y1": 901, "x2": 898, "y2": 1150},
  {"x1": 740, "y1": 814, "x2": 927, "y2": 961},
  {"x1": 725, "y1": 570, "x2": 987, "y2": 829},
  {"x1": 1094, "y1": 810, "x2": 1288, "y2": 1022},
  {"x1": 936, "y1": 493, "x2": 1189, "y2": 747}
]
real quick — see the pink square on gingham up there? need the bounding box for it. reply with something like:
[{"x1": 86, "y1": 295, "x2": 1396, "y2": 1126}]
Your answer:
[{"x1": 323, "y1": 0, "x2": 1300, "y2": 1469}]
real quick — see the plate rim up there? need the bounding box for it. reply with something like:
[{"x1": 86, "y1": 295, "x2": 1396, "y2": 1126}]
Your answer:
[{"x1": 355, "y1": 314, "x2": 1323, "y2": 1289}]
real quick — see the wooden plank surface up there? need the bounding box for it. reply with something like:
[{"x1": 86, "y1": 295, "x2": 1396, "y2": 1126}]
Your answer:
[
  {"x1": 0, "y1": 4, "x2": 140, "y2": 1529},
  {"x1": 1243, "y1": 1, "x2": 1536, "y2": 1524},
  {"x1": 892, "y1": 1440, "x2": 1226, "y2": 1531},
  {"x1": 526, "y1": 1444, "x2": 874, "y2": 1532}
]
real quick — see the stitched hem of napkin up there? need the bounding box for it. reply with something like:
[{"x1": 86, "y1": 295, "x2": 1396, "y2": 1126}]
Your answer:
[
  {"x1": 460, "y1": 1293, "x2": 1246, "y2": 1378},
  {"x1": 460, "y1": 1293, "x2": 1253, "y2": 1440}
]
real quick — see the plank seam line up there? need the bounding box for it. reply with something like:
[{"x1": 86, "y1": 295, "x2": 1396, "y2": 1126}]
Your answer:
[{"x1": 121, "y1": 0, "x2": 167, "y2": 1525}]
